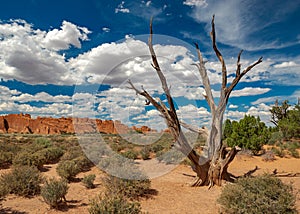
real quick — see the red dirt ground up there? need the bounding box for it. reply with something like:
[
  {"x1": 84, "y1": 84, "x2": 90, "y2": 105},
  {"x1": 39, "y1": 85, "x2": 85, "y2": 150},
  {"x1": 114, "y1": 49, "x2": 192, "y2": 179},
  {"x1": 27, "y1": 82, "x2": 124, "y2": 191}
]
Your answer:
[{"x1": 1, "y1": 155, "x2": 300, "y2": 214}]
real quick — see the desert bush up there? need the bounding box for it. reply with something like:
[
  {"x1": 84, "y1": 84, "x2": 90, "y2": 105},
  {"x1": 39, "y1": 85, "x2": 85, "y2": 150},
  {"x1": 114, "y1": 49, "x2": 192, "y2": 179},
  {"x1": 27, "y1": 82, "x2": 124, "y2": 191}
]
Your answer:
[
  {"x1": 12, "y1": 151, "x2": 46, "y2": 169},
  {"x1": 25, "y1": 137, "x2": 52, "y2": 153},
  {"x1": 156, "y1": 149, "x2": 185, "y2": 164},
  {"x1": 102, "y1": 175, "x2": 151, "y2": 200},
  {"x1": 83, "y1": 141, "x2": 111, "y2": 162},
  {"x1": 140, "y1": 147, "x2": 150, "y2": 160},
  {"x1": 41, "y1": 178, "x2": 68, "y2": 208},
  {"x1": 271, "y1": 146, "x2": 285, "y2": 158},
  {"x1": 89, "y1": 193, "x2": 141, "y2": 214},
  {"x1": 0, "y1": 165, "x2": 43, "y2": 197},
  {"x1": 218, "y1": 174, "x2": 297, "y2": 214},
  {"x1": 99, "y1": 154, "x2": 151, "y2": 200},
  {"x1": 0, "y1": 151, "x2": 13, "y2": 168},
  {"x1": 150, "y1": 143, "x2": 164, "y2": 153},
  {"x1": 287, "y1": 141, "x2": 300, "y2": 150},
  {"x1": 56, "y1": 160, "x2": 81, "y2": 181},
  {"x1": 0, "y1": 142, "x2": 21, "y2": 167},
  {"x1": 74, "y1": 155, "x2": 94, "y2": 171},
  {"x1": 286, "y1": 141, "x2": 300, "y2": 158},
  {"x1": 288, "y1": 148, "x2": 300, "y2": 158},
  {"x1": 268, "y1": 131, "x2": 283, "y2": 145},
  {"x1": 0, "y1": 141, "x2": 21, "y2": 154},
  {"x1": 0, "y1": 184, "x2": 8, "y2": 201},
  {"x1": 60, "y1": 147, "x2": 83, "y2": 161},
  {"x1": 110, "y1": 142, "x2": 126, "y2": 152},
  {"x1": 122, "y1": 150, "x2": 138, "y2": 160},
  {"x1": 34, "y1": 146, "x2": 64, "y2": 164},
  {"x1": 82, "y1": 174, "x2": 96, "y2": 189},
  {"x1": 98, "y1": 153, "x2": 150, "y2": 188},
  {"x1": 34, "y1": 137, "x2": 52, "y2": 148},
  {"x1": 261, "y1": 150, "x2": 276, "y2": 162},
  {"x1": 237, "y1": 148, "x2": 254, "y2": 157}
]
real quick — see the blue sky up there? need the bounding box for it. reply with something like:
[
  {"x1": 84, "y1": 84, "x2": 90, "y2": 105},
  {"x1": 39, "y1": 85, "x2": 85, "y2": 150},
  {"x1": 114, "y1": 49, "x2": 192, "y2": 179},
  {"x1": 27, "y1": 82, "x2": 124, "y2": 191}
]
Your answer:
[{"x1": 0, "y1": 0, "x2": 299, "y2": 130}]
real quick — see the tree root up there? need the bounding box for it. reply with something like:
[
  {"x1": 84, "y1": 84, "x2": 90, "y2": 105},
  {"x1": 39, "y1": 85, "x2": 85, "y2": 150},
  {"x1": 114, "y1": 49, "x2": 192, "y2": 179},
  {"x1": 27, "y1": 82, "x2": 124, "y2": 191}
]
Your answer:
[{"x1": 190, "y1": 177, "x2": 204, "y2": 187}]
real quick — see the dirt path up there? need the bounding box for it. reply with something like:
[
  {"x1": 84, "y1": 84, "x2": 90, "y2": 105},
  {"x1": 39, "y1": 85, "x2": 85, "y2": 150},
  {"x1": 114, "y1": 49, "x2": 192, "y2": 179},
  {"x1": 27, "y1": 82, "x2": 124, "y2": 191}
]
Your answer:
[{"x1": 1, "y1": 155, "x2": 300, "y2": 214}]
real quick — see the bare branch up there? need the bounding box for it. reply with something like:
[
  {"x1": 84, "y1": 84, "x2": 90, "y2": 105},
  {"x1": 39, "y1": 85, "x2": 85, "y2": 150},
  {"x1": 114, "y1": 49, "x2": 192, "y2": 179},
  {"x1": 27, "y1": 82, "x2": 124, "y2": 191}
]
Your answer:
[
  {"x1": 148, "y1": 18, "x2": 177, "y2": 117},
  {"x1": 225, "y1": 57, "x2": 263, "y2": 102},
  {"x1": 127, "y1": 80, "x2": 164, "y2": 113},
  {"x1": 193, "y1": 43, "x2": 216, "y2": 113},
  {"x1": 180, "y1": 121, "x2": 209, "y2": 138},
  {"x1": 210, "y1": 15, "x2": 227, "y2": 89},
  {"x1": 236, "y1": 50, "x2": 243, "y2": 76},
  {"x1": 241, "y1": 56, "x2": 263, "y2": 76}
]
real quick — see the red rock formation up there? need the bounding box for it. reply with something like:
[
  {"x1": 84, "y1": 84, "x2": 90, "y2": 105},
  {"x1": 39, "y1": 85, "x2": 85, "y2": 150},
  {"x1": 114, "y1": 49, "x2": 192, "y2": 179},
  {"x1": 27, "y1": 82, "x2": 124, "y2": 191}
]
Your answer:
[
  {"x1": 0, "y1": 116, "x2": 8, "y2": 134},
  {"x1": 132, "y1": 125, "x2": 154, "y2": 133},
  {"x1": 163, "y1": 128, "x2": 171, "y2": 133},
  {"x1": 0, "y1": 113, "x2": 151, "y2": 135}
]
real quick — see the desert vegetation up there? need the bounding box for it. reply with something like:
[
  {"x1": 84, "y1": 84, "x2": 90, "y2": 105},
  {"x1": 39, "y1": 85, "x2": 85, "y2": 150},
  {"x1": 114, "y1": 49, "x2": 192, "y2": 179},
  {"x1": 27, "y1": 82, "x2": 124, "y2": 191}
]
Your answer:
[
  {"x1": 218, "y1": 174, "x2": 297, "y2": 214},
  {"x1": 41, "y1": 178, "x2": 69, "y2": 208},
  {"x1": 0, "y1": 109, "x2": 299, "y2": 213}
]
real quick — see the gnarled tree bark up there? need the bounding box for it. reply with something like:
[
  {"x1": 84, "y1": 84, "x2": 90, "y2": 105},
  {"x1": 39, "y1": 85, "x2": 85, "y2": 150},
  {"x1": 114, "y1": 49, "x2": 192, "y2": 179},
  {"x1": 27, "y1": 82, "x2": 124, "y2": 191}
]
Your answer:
[{"x1": 128, "y1": 15, "x2": 263, "y2": 187}]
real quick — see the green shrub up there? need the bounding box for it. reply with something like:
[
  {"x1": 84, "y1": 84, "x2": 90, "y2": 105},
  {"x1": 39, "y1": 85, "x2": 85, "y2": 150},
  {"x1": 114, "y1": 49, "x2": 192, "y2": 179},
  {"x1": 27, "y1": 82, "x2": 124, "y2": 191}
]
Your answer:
[
  {"x1": 35, "y1": 147, "x2": 64, "y2": 164},
  {"x1": 89, "y1": 193, "x2": 141, "y2": 214},
  {"x1": 60, "y1": 147, "x2": 83, "y2": 161},
  {"x1": 0, "y1": 151, "x2": 13, "y2": 168},
  {"x1": 12, "y1": 151, "x2": 46, "y2": 169},
  {"x1": 288, "y1": 148, "x2": 300, "y2": 158},
  {"x1": 140, "y1": 147, "x2": 150, "y2": 160},
  {"x1": 271, "y1": 146, "x2": 285, "y2": 158},
  {"x1": 74, "y1": 155, "x2": 93, "y2": 171},
  {"x1": 0, "y1": 141, "x2": 21, "y2": 154},
  {"x1": 277, "y1": 104, "x2": 300, "y2": 139},
  {"x1": 287, "y1": 141, "x2": 300, "y2": 150},
  {"x1": 82, "y1": 174, "x2": 96, "y2": 189},
  {"x1": 225, "y1": 115, "x2": 270, "y2": 154},
  {"x1": 0, "y1": 183, "x2": 8, "y2": 201},
  {"x1": 102, "y1": 175, "x2": 151, "y2": 200},
  {"x1": 156, "y1": 149, "x2": 185, "y2": 164},
  {"x1": 218, "y1": 174, "x2": 297, "y2": 214},
  {"x1": 34, "y1": 137, "x2": 52, "y2": 148},
  {"x1": 268, "y1": 131, "x2": 283, "y2": 145},
  {"x1": 97, "y1": 154, "x2": 149, "y2": 181},
  {"x1": 41, "y1": 178, "x2": 68, "y2": 208},
  {"x1": 56, "y1": 160, "x2": 80, "y2": 181},
  {"x1": 151, "y1": 143, "x2": 164, "y2": 153},
  {"x1": 0, "y1": 165, "x2": 43, "y2": 197},
  {"x1": 286, "y1": 142, "x2": 300, "y2": 158},
  {"x1": 0, "y1": 142, "x2": 21, "y2": 168},
  {"x1": 110, "y1": 143, "x2": 126, "y2": 152},
  {"x1": 122, "y1": 150, "x2": 138, "y2": 160},
  {"x1": 25, "y1": 137, "x2": 52, "y2": 153},
  {"x1": 261, "y1": 150, "x2": 276, "y2": 162}
]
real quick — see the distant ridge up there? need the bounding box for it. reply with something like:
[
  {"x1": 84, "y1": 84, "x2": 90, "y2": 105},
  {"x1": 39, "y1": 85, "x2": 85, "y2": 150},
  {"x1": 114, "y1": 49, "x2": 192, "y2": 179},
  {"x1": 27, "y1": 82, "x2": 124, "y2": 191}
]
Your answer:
[{"x1": 0, "y1": 113, "x2": 153, "y2": 135}]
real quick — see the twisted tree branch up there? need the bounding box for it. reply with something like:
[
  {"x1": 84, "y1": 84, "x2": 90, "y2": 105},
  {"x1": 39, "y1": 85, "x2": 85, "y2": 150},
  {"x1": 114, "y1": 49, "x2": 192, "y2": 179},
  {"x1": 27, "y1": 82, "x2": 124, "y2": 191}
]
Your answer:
[
  {"x1": 193, "y1": 42, "x2": 216, "y2": 113},
  {"x1": 210, "y1": 15, "x2": 227, "y2": 90}
]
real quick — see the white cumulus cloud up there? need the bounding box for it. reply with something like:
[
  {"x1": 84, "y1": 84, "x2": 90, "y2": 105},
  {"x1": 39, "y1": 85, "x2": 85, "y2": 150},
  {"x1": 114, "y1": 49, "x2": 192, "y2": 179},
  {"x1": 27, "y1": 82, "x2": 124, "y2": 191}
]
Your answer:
[
  {"x1": 43, "y1": 21, "x2": 90, "y2": 51},
  {"x1": 274, "y1": 61, "x2": 298, "y2": 68}
]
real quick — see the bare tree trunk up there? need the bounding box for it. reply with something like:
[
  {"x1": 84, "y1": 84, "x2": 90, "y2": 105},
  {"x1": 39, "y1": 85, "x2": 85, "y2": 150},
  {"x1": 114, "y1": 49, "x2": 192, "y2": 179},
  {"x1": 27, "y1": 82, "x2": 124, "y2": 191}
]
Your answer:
[{"x1": 128, "y1": 15, "x2": 262, "y2": 187}]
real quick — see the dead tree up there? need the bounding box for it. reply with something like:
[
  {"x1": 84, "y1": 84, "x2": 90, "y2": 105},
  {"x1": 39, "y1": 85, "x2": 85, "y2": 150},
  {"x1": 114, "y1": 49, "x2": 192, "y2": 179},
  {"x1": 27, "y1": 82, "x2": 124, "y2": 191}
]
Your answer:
[{"x1": 128, "y1": 15, "x2": 263, "y2": 187}]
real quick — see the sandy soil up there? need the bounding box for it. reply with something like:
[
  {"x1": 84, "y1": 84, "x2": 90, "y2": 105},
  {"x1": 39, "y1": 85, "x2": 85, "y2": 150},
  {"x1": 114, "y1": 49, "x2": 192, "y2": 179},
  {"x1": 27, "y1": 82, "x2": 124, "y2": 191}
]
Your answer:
[{"x1": 1, "y1": 155, "x2": 300, "y2": 214}]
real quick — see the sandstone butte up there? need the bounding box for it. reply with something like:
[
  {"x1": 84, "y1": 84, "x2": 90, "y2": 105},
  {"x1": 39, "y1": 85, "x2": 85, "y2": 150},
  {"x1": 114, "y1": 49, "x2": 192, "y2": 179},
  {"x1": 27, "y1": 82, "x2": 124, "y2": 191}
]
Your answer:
[{"x1": 0, "y1": 113, "x2": 154, "y2": 135}]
